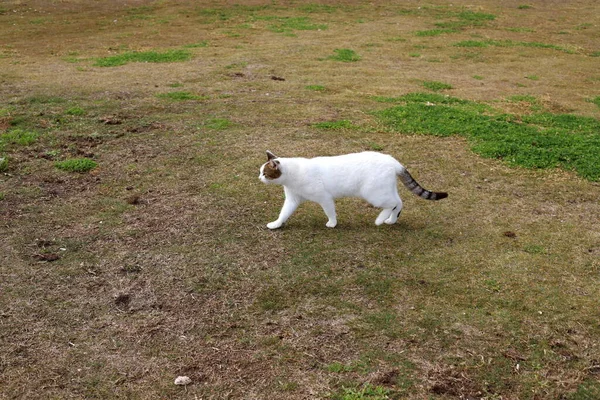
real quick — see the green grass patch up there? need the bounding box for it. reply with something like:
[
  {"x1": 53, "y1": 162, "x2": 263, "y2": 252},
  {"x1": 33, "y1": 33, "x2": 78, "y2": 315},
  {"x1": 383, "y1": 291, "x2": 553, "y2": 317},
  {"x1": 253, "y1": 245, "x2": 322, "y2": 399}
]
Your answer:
[
  {"x1": 590, "y1": 96, "x2": 600, "y2": 108},
  {"x1": 523, "y1": 244, "x2": 546, "y2": 254},
  {"x1": 94, "y1": 49, "x2": 192, "y2": 67},
  {"x1": 454, "y1": 40, "x2": 489, "y2": 48},
  {"x1": 507, "y1": 27, "x2": 535, "y2": 33},
  {"x1": 55, "y1": 158, "x2": 98, "y2": 173},
  {"x1": 329, "y1": 384, "x2": 391, "y2": 400},
  {"x1": 368, "y1": 142, "x2": 384, "y2": 151},
  {"x1": 454, "y1": 39, "x2": 576, "y2": 54},
  {"x1": 65, "y1": 106, "x2": 85, "y2": 116},
  {"x1": 156, "y1": 91, "x2": 207, "y2": 101},
  {"x1": 374, "y1": 93, "x2": 600, "y2": 181},
  {"x1": 27, "y1": 95, "x2": 66, "y2": 104},
  {"x1": 422, "y1": 80, "x2": 453, "y2": 91},
  {"x1": 183, "y1": 41, "x2": 208, "y2": 48},
  {"x1": 431, "y1": 10, "x2": 496, "y2": 32},
  {"x1": 415, "y1": 28, "x2": 456, "y2": 37},
  {"x1": 456, "y1": 10, "x2": 496, "y2": 22},
  {"x1": 327, "y1": 49, "x2": 361, "y2": 62},
  {"x1": 1, "y1": 129, "x2": 39, "y2": 147},
  {"x1": 313, "y1": 120, "x2": 356, "y2": 130},
  {"x1": 204, "y1": 118, "x2": 232, "y2": 130},
  {"x1": 305, "y1": 85, "x2": 326, "y2": 92}
]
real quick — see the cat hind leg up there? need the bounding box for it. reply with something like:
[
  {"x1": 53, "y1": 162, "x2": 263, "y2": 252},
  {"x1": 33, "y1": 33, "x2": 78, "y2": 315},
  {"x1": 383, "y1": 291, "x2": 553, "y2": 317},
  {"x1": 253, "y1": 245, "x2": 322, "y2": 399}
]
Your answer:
[
  {"x1": 363, "y1": 188, "x2": 401, "y2": 226},
  {"x1": 384, "y1": 198, "x2": 403, "y2": 225}
]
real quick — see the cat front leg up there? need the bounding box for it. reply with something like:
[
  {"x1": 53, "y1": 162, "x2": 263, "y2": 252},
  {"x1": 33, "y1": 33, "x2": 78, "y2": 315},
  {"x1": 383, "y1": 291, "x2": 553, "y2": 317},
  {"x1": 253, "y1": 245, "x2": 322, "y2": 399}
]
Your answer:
[
  {"x1": 267, "y1": 192, "x2": 301, "y2": 229},
  {"x1": 318, "y1": 198, "x2": 337, "y2": 228},
  {"x1": 375, "y1": 209, "x2": 394, "y2": 225}
]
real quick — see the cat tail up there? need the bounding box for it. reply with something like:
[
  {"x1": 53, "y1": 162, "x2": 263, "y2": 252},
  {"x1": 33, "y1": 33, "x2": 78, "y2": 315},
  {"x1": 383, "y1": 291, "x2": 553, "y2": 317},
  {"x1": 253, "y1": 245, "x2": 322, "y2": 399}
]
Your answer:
[{"x1": 397, "y1": 167, "x2": 448, "y2": 200}]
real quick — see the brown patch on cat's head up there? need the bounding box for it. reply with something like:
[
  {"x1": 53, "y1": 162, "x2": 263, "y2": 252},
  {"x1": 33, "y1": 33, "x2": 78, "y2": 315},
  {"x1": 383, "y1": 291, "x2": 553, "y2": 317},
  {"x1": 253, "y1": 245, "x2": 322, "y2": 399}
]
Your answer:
[{"x1": 263, "y1": 159, "x2": 281, "y2": 180}]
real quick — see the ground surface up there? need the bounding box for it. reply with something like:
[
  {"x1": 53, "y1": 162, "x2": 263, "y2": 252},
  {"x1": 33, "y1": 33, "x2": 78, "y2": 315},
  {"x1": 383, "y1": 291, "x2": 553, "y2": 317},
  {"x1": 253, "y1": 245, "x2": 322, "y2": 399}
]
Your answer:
[{"x1": 1, "y1": 1, "x2": 599, "y2": 399}]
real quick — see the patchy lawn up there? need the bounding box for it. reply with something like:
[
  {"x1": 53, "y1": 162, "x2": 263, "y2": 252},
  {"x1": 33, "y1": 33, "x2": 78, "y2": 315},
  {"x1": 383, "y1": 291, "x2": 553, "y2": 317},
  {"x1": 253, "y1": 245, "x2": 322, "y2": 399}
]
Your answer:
[{"x1": 1, "y1": 1, "x2": 599, "y2": 399}]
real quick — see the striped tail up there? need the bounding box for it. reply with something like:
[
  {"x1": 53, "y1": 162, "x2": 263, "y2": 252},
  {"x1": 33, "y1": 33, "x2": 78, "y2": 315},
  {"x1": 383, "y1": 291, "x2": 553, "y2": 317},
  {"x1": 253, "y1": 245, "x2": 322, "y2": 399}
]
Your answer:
[{"x1": 398, "y1": 168, "x2": 448, "y2": 200}]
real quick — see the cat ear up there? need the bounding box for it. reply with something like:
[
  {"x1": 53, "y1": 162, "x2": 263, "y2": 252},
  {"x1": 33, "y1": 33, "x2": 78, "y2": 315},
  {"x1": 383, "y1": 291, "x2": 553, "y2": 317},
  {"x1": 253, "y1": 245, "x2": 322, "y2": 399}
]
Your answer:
[
  {"x1": 268, "y1": 159, "x2": 279, "y2": 169},
  {"x1": 266, "y1": 150, "x2": 277, "y2": 161}
]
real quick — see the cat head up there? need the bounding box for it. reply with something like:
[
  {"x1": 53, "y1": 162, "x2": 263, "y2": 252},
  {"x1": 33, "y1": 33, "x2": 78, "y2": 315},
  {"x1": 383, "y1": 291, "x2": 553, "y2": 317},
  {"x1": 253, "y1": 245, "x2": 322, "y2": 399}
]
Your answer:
[{"x1": 259, "y1": 151, "x2": 282, "y2": 184}]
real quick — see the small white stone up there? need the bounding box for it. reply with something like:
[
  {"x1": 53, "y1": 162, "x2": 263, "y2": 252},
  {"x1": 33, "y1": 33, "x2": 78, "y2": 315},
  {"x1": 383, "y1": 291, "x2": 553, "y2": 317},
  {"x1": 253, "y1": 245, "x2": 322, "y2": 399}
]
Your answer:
[{"x1": 174, "y1": 376, "x2": 192, "y2": 386}]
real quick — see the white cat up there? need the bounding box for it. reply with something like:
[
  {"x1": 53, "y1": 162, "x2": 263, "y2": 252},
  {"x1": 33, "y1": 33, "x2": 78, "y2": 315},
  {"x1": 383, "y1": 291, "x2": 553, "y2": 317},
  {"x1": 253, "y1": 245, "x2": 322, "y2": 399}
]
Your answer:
[{"x1": 259, "y1": 151, "x2": 447, "y2": 229}]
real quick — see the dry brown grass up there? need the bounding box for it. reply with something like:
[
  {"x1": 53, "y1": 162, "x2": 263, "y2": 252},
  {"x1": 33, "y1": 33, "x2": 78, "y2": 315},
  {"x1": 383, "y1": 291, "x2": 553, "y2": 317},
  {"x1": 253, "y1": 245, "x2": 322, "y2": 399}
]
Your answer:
[{"x1": 1, "y1": 1, "x2": 599, "y2": 399}]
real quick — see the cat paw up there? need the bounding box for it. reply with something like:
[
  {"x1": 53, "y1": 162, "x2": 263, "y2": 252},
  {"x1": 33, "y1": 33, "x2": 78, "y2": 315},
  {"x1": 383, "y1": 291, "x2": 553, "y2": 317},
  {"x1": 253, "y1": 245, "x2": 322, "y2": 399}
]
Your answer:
[
  {"x1": 267, "y1": 221, "x2": 283, "y2": 229},
  {"x1": 375, "y1": 219, "x2": 385, "y2": 226},
  {"x1": 326, "y1": 220, "x2": 337, "y2": 228},
  {"x1": 384, "y1": 218, "x2": 397, "y2": 225}
]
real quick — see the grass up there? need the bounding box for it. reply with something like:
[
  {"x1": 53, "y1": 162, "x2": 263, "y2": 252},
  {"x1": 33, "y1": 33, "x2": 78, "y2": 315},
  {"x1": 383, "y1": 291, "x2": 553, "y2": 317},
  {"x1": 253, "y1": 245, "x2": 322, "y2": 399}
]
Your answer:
[
  {"x1": 416, "y1": 9, "x2": 496, "y2": 35},
  {"x1": 262, "y1": 16, "x2": 328, "y2": 34},
  {"x1": 330, "y1": 384, "x2": 391, "y2": 400},
  {"x1": 183, "y1": 41, "x2": 208, "y2": 48},
  {"x1": 1, "y1": 2, "x2": 600, "y2": 399},
  {"x1": 421, "y1": 80, "x2": 453, "y2": 91},
  {"x1": 1, "y1": 129, "x2": 38, "y2": 147},
  {"x1": 203, "y1": 117, "x2": 233, "y2": 130},
  {"x1": 65, "y1": 106, "x2": 85, "y2": 116},
  {"x1": 374, "y1": 93, "x2": 600, "y2": 180},
  {"x1": 313, "y1": 120, "x2": 356, "y2": 130},
  {"x1": 454, "y1": 39, "x2": 577, "y2": 53},
  {"x1": 327, "y1": 48, "x2": 361, "y2": 62},
  {"x1": 0, "y1": 156, "x2": 7, "y2": 172},
  {"x1": 415, "y1": 28, "x2": 456, "y2": 37},
  {"x1": 55, "y1": 158, "x2": 97, "y2": 173},
  {"x1": 156, "y1": 91, "x2": 208, "y2": 101},
  {"x1": 94, "y1": 49, "x2": 192, "y2": 67}
]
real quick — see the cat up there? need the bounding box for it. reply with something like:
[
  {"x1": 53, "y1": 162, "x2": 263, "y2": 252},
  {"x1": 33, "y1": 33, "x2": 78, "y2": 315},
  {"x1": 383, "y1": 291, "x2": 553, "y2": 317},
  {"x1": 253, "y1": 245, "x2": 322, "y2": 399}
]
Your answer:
[{"x1": 259, "y1": 150, "x2": 447, "y2": 229}]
